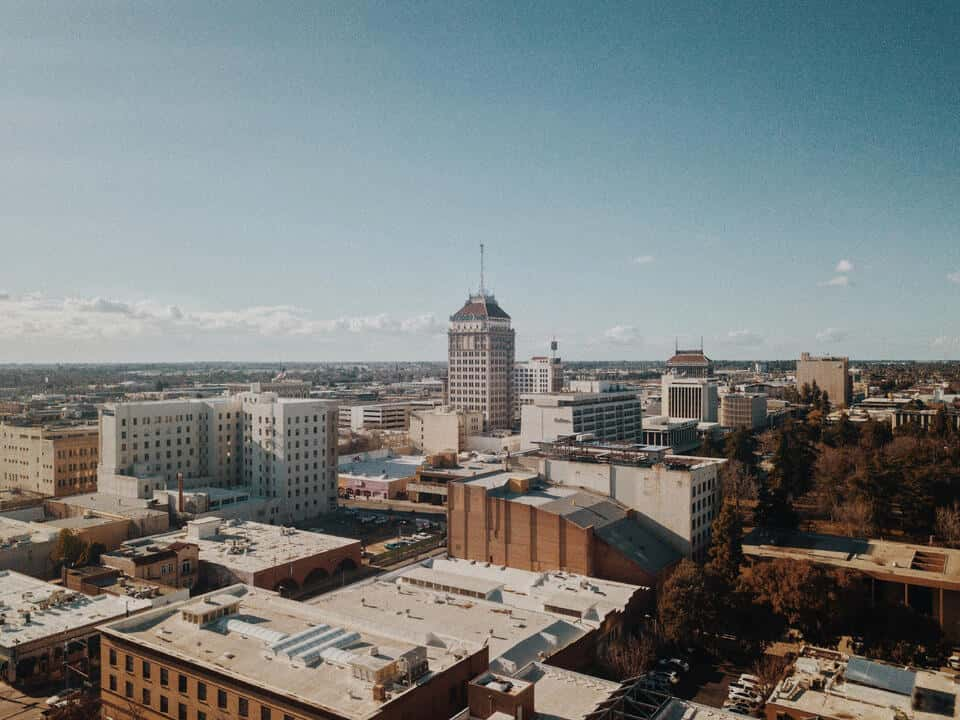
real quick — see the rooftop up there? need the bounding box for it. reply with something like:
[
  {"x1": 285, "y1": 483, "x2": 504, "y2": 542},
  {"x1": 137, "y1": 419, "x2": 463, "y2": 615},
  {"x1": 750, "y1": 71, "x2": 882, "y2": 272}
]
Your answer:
[
  {"x1": 451, "y1": 293, "x2": 511, "y2": 321},
  {"x1": 311, "y1": 556, "x2": 641, "y2": 675},
  {"x1": 338, "y1": 455, "x2": 426, "y2": 480},
  {"x1": 768, "y1": 646, "x2": 960, "y2": 720},
  {"x1": 513, "y1": 662, "x2": 621, "y2": 720},
  {"x1": 743, "y1": 529, "x2": 960, "y2": 590},
  {"x1": 140, "y1": 518, "x2": 359, "y2": 574},
  {"x1": 0, "y1": 571, "x2": 151, "y2": 649},
  {"x1": 50, "y1": 492, "x2": 167, "y2": 521},
  {"x1": 100, "y1": 584, "x2": 464, "y2": 720}
]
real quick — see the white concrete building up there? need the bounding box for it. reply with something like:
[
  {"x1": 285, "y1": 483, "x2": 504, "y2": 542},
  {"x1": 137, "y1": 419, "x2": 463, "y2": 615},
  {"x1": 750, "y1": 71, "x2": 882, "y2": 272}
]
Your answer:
[
  {"x1": 99, "y1": 391, "x2": 338, "y2": 524},
  {"x1": 513, "y1": 355, "x2": 562, "y2": 419},
  {"x1": 337, "y1": 402, "x2": 412, "y2": 432},
  {"x1": 520, "y1": 391, "x2": 641, "y2": 449},
  {"x1": 447, "y1": 291, "x2": 515, "y2": 431},
  {"x1": 660, "y1": 374, "x2": 719, "y2": 422},
  {"x1": 409, "y1": 407, "x2": 483, "y2": 454},
  {"x1": 539, "y1": 446, "x2": 725, "y2": 560}
]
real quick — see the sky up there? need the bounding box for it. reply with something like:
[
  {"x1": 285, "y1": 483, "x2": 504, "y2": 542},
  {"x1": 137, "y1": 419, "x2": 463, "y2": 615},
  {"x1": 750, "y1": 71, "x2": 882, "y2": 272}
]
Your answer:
[{"x1": 1, "y1": 1, "x2": 959, "y2": 363}]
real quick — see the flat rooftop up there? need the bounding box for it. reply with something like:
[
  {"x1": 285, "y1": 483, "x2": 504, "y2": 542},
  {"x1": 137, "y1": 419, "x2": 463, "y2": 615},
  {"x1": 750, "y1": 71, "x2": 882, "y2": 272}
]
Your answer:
[
  {"x1": 0, "y1": 517, "x2": 58, "y2": 546},
  {"x1": 101, "y1": 584, "x2": 466, "y2": 720},
  {"x1": 514, "y1": 662, "x2": 621, "y2": 719},
  {"x1": 311, "y1": 557, "x2": 640, "y2": 675},
  {"x1": 146, "y1": 519, "x2": 359, "y2": 574},
  {"x1": 51, "y1": 493, "x2": 167, "y2": 520},
  {"x1": 0, "y1": 571, "x2": 150, "y2": 649},
  {"x1": 743, "y1": 529, "x2": 960, "y2": 589},
  {"x1": 338, "y1": 455, "x2": 425, "y2": 480},
  {"x1": 768, "y1": 647, "x2": 960, "y2": 720}
]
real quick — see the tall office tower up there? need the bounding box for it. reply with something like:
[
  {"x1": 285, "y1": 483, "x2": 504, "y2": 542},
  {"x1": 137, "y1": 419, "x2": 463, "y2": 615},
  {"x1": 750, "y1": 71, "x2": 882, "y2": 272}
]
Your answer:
[
  {"x1": 447, "y1": 245, "x2": 516, "y2": 430},
  {"x1": 661, "y1": 343, "x2": 719, "y2": 422},
  {"x1": 98, "y1": 391, "x2": 338, "y2": 524},
  {"x1": 796, "y1": 352, "x2": 852, "y2": 407}
]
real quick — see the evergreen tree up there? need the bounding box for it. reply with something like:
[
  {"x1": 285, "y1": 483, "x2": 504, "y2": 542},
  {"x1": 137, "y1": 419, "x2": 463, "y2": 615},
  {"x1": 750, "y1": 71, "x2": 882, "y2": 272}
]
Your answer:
[{"x1": 707, "y1": 503, "x2": 744, "y2": 587}]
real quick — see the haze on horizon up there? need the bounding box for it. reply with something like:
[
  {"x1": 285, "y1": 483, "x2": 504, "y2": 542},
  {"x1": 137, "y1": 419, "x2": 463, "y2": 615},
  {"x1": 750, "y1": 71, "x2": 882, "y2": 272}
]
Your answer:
[{"x1": 1, "y1": 2, "x2": 958, "y2": 363}]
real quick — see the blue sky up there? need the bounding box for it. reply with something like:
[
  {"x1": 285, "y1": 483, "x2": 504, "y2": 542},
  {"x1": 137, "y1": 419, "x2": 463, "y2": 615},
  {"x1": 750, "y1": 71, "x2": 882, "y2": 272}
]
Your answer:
[{"x1": 1, "y1": 2, "x2": 958, "y2": 362}]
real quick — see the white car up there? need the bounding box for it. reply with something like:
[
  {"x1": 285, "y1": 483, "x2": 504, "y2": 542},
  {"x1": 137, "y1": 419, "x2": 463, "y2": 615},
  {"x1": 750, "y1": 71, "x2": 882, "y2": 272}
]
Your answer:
[
  {"x1": 728, "y1": 689, "x2": 762, "y2": 705},
  {"x1": 739, "y1": 674, "x2": 761, "y2": 684}
]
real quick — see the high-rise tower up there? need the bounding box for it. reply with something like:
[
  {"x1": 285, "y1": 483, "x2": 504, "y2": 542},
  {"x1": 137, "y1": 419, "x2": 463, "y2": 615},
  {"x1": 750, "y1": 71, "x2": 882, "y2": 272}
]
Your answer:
[{"x1": 447, "y1": 245, "x2": 515, "y2": 430}]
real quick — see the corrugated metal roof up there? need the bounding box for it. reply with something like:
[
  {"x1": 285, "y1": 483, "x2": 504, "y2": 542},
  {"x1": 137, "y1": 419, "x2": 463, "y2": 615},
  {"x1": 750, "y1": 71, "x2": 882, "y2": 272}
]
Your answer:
[{"x1": 845, "y1": 656, "x2": 916, "y2": 696}]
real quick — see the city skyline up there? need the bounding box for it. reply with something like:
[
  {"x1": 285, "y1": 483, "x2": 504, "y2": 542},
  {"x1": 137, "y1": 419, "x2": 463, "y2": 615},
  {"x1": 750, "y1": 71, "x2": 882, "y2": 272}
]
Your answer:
[{"x1": 2, "y1": 2, "x2": 959, "y2": 362}]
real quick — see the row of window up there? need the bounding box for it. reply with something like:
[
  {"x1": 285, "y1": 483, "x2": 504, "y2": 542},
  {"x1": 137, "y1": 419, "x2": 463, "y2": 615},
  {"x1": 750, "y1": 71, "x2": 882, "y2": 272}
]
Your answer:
[{"x1": 108, "y1": 651, "x2": 294, "y2": 720}]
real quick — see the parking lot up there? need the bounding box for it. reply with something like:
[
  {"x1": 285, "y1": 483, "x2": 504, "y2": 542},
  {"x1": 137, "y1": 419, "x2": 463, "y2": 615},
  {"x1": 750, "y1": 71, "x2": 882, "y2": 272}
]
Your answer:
[{"x1": 299, "y1": 506, "x2": 446, "y2": 550}]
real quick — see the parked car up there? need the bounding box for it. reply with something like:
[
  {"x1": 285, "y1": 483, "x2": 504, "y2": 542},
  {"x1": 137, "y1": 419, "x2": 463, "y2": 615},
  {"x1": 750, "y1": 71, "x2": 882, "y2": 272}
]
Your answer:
[
  {"x1": 949, "y1": 654, "x2": 960, "y2": 671},
  {"x1": 729, "y1": 688, "x2": 762, "y2": 705},
  {"x1": 651, "y1": 670, "x2": 680, "y2": 685},
  {"x1": 665, "y1": 657, "x2": 690, "y2": 672}
]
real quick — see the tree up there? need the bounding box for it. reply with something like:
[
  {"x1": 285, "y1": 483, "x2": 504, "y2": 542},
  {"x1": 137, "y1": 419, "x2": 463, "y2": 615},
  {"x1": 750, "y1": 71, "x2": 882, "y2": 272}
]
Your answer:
[
  {"x1": 830, "y1": 497, "x2": 876, "y2": 538},
  {"x1": 753, "y1": 485, "x2": 798, "y2": 530},
  {"x1": 863, "y1": 419, "x2": 893, "y2": 450},
  {"x1": 935, "y1": 504, "x2": 960, "y2": 547},
  {"x1": 739, "y1": 559, "x2": 853, "y2": 641},
  {"x1": 751, "y1": 655, "x2": 789, "y2": 699},
  {"x1": 600, "y1": 632, "x2": 659, "y2": 680},
  {"x1": 724, "y1": 428, "x2": 758, "y2": 469},
  {"x1": 46, "y1": 694, "x2": 102, "y2": 720},
  {"x1": 658, "y1": 560, "x2": 715, "y2": 647},
  {"x1": 720, "y1": 459, "x2": 758, "y2": 510},
  {"x1": 707, "y1": 503, "x2": 744, "y2": 588},
  {"x1": 52, "y1": 529, "x2": 89, "y2": 569}
]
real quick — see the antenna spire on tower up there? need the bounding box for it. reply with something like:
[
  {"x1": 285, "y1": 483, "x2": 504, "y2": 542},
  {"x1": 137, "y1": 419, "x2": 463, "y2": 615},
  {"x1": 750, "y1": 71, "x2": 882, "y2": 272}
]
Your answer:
[{"x1": 479, "y1": 242, "x2": 486, "y2": 295}]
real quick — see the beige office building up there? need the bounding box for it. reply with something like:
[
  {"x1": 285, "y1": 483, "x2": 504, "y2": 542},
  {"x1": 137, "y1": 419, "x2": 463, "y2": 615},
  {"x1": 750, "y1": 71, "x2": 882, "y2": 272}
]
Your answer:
[
  {"x1": 0, "y1": 422, "x2": 99, "y2": 497},
  {"x1": 447, "y1": 291, "x2": 515, "y2": 431},
  {"x1": 796, "y1": 352, "x2": 851, "y2": 407},
  {"x1": 719, "y1": 393, "x2": 767, "y2": 430},
  {"x1": 409, "y1": 407, "x2": 483, "y2": 454}
]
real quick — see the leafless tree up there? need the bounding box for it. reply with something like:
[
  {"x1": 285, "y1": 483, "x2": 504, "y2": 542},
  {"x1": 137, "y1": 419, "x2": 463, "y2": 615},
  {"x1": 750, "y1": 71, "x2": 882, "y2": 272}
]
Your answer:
[{"x1": 935, "y1": 504, "x2": 960, "y2": 547}]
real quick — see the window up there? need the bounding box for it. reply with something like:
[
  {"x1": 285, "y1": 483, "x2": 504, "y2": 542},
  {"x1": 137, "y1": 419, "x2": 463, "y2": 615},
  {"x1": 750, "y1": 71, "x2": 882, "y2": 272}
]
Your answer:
[
  {"x1": 160, "y1": 667, "x2": 169, "y2": 686},
  {"x1": 125, "y1": 681, "x2": 133, "y2": 699},
  {"x1": 143, "y1": 660, "x2": 151, "y2": 680},
  {"x1": 125, "y1": 655, "x2": 134, "y2": 672},
  {"x1": 197, "y1": 682, "x2": 207, "y2": 701},
  {"x1": 179, "y1": 703, "x2": 188, "y2": 720},
  {"x1": 261, "y1": 708, "x2": 271, "y2": 720},
  {"x1": 239, "y1": 697, "x2": 249, "y2": 717},
  {"x1": 143, "y1": 688, "x2": 151, "y2": 706},
  {"x1": 198, "y1": 712, "x2": 206, "y2": 720},
  {"x1": 160, "y1": 696, "x2": 169, "y2": 714},
  {"x1": 108, "y1": 675, "x2": 117, "y2": 691},
  {"x1": 109, "y1": 648, "x2": 117, "y2": 666},
  {"x1": 217, "y1": 689, "x2": 227, "y2": 709},
  {"x1": 178, "y1": 674, "x2": 188, "y2": 693}
]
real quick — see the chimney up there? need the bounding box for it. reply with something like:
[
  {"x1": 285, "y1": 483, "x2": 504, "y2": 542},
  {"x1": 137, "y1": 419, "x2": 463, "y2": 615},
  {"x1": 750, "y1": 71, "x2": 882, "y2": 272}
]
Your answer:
[{"x1": 177, "y1": 472, "x2": 184, "y2": 513}]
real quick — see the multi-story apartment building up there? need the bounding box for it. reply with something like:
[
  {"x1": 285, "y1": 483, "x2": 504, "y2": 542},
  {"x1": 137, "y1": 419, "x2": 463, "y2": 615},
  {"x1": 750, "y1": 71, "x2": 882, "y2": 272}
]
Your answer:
[
  {"x1": 520, "y1": 391, "x2": 642, "y2": 449},
  {"x1": 408, "y1": 407, "x2": 483, "y2": 454},
  {"x1": 99, "y1": 391, "x2": 338, "y2": 524},
  {"x1": 538, "y1": 441, "x2": 725, "y2": 560},
  {"x1": 447, "y1": 291, "x2": 515, "y2": 431},
  {"x1": 513, "y1": 355, "x2": 563, "y2": 419},
  {"x1": 719, "y1": 392, "x2": 767, "y2": 429},
  {"x1": 0, "y1": 422, "x2": 99, "y2": 497},
  {"x1": 796, "y1": 352, "x2": 852, "y2": 407}
]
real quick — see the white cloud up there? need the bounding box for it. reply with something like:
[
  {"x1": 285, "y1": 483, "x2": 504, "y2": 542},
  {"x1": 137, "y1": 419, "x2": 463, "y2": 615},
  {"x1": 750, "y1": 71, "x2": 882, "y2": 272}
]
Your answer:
[
  {"x1": 932, "y1": 335, "x2": 960, "y2": 348},
  {"x1": 821, "y1": 275, "x2": 850, "y2": 287},
  {"x1": 948, "y1": 271, "x2": 960, "y2": 284},
  {"x1": 816, "y1": 327, "x2": 849, "y2": 343},
  {"x1": 633, "y1": 255, "x2": 655, "y2": 265},
  {"x1": 727, "y1": 329, "x2": 763, "y2": 346},
  {"x1": 604, "y1": 325, "x2": 639, "y2": 345},
  {"x1": 0, "y1": 292, "x2": 444, "y2": 343},
  {"x1": 835, "y1": 259, "x2": 854, "y2": 273}
]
